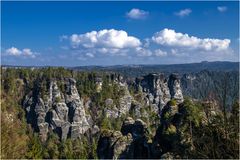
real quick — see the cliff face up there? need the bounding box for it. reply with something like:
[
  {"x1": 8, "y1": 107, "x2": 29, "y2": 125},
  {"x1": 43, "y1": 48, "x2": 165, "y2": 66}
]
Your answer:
[
  {"x1": 23, "y1": 73, "x2": 184, "y2": 142},
  {"x1": 138, "y1": 73, "x2": 183, "y2": 113},
  {"x1": 23, "y1": 78, "x2": 91, "y2": 141},
  {"x1": 181, "y1": 70, "x2": 239, "y2": 105}
]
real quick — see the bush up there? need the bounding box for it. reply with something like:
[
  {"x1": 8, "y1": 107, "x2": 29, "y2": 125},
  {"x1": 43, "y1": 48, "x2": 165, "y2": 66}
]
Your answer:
[
  {"x1": 169, "y1": 99, "x2": 177, "y2": 106},
  {"x1": 165, "y1": 124, "x2": 177, "y2": 135},
  {"x1": 55, "y1": 96, "x2": 61, "y2": 103},
  {"x1": 163, "y1": 112, "x2": 171, "y2": 120}
]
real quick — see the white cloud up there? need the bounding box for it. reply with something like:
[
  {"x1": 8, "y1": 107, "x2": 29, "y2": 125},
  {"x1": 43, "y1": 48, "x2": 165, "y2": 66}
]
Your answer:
[
  {"x1": 136, "y1": 47, "x2": 152, "y2": 56},
  {"x1": 22, "y1": 49, "x2": 35, "y2": 57},
  {"x1": 152, "y1": 28, "x2": 230, "y2": 52},
  {"x1": 70, "y1": 29, "x2": 141, "y2": 49},
  {"x1": 61, "y1": 28, "x2": 234, "y2": 62},
  {"x1": 126, "y1": 8, "x2": 149, "y2": 19},
  {"x1": 154, "y1": 49, "x2": 167, "y2": 56},
  {"x1": 5, "y1": 47, "x2": 37, "y2": 58},
  {"x1": 86, "y1": 52, "x2": 94, "y2": 58},
  {"x1": 69, "y1": 29, "x2": 141, "y2": 55},
  {"x1": 175, "y1": 9, "x2": 192, "y2": 17},
  {"x1": 6, "y1": 47, "x2": 22, "y2": 56},
  {"x1": 217, "y1": 6, "x2": 227, "y2": 12}
]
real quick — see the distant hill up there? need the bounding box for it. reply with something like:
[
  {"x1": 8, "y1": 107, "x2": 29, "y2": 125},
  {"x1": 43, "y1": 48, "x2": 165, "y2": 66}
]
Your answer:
[
  {"x1": 72, "y1": 61, "x2": 239, "y2": 77},
  {"x1": 2, "y1": 61, "x2": 239, "y2": 77}
]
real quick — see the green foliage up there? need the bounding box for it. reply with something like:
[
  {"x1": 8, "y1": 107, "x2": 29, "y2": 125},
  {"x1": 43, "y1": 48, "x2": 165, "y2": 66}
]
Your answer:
[
  {"x1": 26, "y1": 134, "x2": 43, "y2": 159},
  {"x1": 90, "y1": 137, "x2": 98, "y2": 159},
  {"x1": 57, "y1": 81, "x2": 65, "y2": 93},
  {"x1": 164, "y1": 124, "x2": 177, "y2": 135},
  {"x1": 59, "y1": 139, "x2": 73, "y2": 159},
  {"x1": 183, "y1": 98, "x2": 203, "y2": 127},
  {"x1": 1, "y1": 74, "x2": 29, "y2": 159},
  {"x1": 72, "y1": 137, "x2": 89, "y2": 159},
  {"x1": 100, "y1": 116, "x2": 112, "y2": 130},
  {"x1": 169, "y1": 99, "x2": 177, "y2": 106},
  {"x1": 190, "y1": 113, "x2": 239, "y2": 159},
  {"x1": 42, "y1": 132, "x2": 60, "y2": 159},
  {"x1": 55, "y1": 96, "x2": 61, "y2": 103},
  {"x1": 163, "y1": 112, "x2": 171, "y2": 120}
]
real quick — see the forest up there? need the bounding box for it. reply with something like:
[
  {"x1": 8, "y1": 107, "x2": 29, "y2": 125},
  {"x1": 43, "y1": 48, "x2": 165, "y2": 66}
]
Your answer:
[{"x1": 1, "y1": 67, "x2": 239, "y2": 159}]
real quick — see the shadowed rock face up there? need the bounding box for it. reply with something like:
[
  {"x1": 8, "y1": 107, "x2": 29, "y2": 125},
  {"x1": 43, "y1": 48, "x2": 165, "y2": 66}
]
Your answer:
[
  {"x1": 97, "y1": 117, "x2": 151, "y2": 159},
  {"x1": 97, "y1": 130, "x2": 133, "y2": 159},
  {"x1": 23, "y1": 78, "x2": 91, "y2": 141}
]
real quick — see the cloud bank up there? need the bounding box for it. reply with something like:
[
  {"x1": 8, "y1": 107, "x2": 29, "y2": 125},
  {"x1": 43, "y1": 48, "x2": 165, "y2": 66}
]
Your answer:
[{"x1": 60, "y1": 28, "x2": 234, "y2": 63}]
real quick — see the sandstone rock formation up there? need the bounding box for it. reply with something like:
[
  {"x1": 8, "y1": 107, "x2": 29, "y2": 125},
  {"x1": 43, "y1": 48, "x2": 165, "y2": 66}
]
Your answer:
[
  {"x1": 97, "y1": 117, "x2": 151, "y2": 159},
  {"x1": 23, "y1": 73, "x2": 184, "y2": 145},
  {"x1": 97, "y1": 130, "x2": 133, "y2": 159},
  {"x1": 137, "y1": 73, "x2": 183, "y2": 114},
  {"x1": 23, "y1": 78, "x2": 91, "y2": 141}
]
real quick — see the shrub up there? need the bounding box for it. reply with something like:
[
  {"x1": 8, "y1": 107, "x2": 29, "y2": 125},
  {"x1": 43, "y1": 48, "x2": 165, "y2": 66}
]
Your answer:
[
  {"x1": 165, "y1": 124, "x2": 177, "y2": 135},
  {"x1": 55, "y1": 96, "x2": 61, "y2": 103},
  {"x1": 169, "y1": 99, "x2": 177, "y2": 106},
  {"x1": 163, "y1": 112, "x2": 171, "y2": 120}
]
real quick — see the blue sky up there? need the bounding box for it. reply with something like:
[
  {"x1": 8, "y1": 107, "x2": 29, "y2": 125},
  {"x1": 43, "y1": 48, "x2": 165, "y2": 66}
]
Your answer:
[{"x1": 1, "y1": 1, "x2": 239, "y2": 66}]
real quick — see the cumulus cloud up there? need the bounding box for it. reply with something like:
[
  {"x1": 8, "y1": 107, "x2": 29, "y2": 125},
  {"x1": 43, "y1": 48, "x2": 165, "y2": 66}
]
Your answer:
[
  {"x1": 175, "y1": 9, "x2": 192, "y2": 17},
  {"x1": 61, "y1": 28, "x2": 234, "y2": 62},
  {"x1": 136, "y1": 47, "x2": 152, "y2": 56},
  {"x1": 69, "y1": 29, "x2": 141, "y2": 56},
  {"x1": 70, "y1": 29, "x2": 141, "y2": 49},
  {"x1": 152, "y1": 28, "x2": 230, "y2": 52},
  {"x1": 126, "y1": 8, "x2": 149, "y2": 19},
  {"x1": 154, "y1": 49, "x2": 167, "y2": 56},
  {"x1": 5, "y1": 47, "x2": 37, "y2": 58},
  {"x1": 86, "y1": 52, "x2": 94, "y2": 58},
  {"x1": 6, "y1": 47, "x2": 22, "y2": 56},
  {"x1": 217, "y1": 6, "x2": 227, "y2": 12}
]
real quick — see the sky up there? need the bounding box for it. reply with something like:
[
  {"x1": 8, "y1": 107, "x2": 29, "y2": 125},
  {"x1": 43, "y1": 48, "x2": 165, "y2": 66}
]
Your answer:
[{"x1": 1, "y1": 1, "x2": 239, "y2": 66}]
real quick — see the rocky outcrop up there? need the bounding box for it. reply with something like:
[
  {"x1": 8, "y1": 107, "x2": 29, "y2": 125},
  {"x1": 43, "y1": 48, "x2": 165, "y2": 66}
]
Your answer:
[
  {"x1": 23, "y1": 72, "x2": 184, "y2": 145},
  {"x1": 121, "y1": 117, "x2": 150, "y2": 159},
  {"x1": 65, "y1": 78, "x2": 91, "y2": 139},
  {"x1": 23, "y1": 78, "x2": 91, "y2": 141},
  {"x1": 140, "y1": 73, "x2": 171, "y2": 112},
  {"x1": 168, "y1": 74, "x2": 184, "y2": 103},
  {"x1": 137, "y1": 73, "x2": 183, "y2": 114},
  {"x1": 97, "y1": 117, "x2": 151, "y2": 159},
  {"x1": 151, "y1": 99, "x2": 208, "y2": 158},
  {"x1": 118, "y1": 85, "x2": 132, "y2": 117},
  {"x1": 97, "y1": 130, "x2": 133, "y2": 159},
  {"x1": 104, "y1": 75, "x2": 133, "y2": 119}
]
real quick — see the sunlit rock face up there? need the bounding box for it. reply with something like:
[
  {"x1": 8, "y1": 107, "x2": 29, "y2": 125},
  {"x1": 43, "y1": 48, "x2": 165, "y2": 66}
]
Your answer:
[
  {"x1": 168, "y1": 74, "x2": 184, "y2": 104},
  {"x1": 138, "y1": 73, "x2": 183, "y2": 113},
  {"x1": 23, "y1": 78, "x2": 91, "y2": 141}
]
